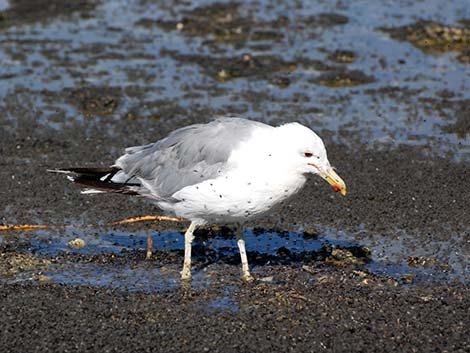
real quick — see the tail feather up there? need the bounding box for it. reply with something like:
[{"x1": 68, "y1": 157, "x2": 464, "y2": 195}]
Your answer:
[{"x1": 48, "y1": 167, "x2": 139, "y2": 195}]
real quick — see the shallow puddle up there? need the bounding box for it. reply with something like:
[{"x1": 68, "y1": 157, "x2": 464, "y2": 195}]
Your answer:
[{"x1": 0, "y1": 224, "x2": 466, "y2": 294}]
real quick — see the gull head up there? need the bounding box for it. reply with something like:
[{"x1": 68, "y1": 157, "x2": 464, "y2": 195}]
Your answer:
[{"x1": 276, "y1": 122, "x2": 347, "y2": 196}]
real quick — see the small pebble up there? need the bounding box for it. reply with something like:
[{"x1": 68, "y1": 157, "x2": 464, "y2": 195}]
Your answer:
[
  {"x1": 259, "y1": 276, "x2": 274, "y2": 283},
  {"x1": 67, "y1": 238, "x2": 86, "y2": 250},
  {"x1": 217, "y1": 69, "x2": 229, "y2": 79},
  {"x1": 37, "y1": 274, "x2": 50, "y2": 282}
]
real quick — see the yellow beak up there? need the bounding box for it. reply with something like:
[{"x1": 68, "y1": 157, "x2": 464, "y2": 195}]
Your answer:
[{"x1": 320, "y1": 167, "x2": 347, "y2": 196}]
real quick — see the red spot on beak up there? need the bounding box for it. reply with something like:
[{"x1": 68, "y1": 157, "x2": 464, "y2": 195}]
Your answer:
[{"x1": 332, "y1": 184, "x2": 341, "y2": 193}]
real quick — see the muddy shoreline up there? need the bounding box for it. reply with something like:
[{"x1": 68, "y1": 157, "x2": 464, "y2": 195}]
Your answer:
[
  {"x1": 1, "y1": 272, "x2": 469, "y2": 353},
  {"x1": 2, "y1": 110, "x2": 469, "y2": 352}
]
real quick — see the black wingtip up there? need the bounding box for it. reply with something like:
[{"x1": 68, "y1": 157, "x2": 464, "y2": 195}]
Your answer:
[
  {"x1": 73, "y1": 177, "x2": 139, "y2": 195},
  {"x1": 48, "y1": 166, "x2": 120, "y2": 176},
  {"x1": 49, "y1": 166, "x2": 137, "y2": 195}
]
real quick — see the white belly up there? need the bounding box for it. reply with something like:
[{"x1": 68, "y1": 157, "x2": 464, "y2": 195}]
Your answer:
[{"x1": 165, "y1": 171, "x2": 307, "y2": 224}]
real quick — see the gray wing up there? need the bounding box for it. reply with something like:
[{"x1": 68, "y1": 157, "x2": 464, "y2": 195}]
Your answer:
[{"x1": 114, "y1": 118, "x2": 269, "y2": 200}]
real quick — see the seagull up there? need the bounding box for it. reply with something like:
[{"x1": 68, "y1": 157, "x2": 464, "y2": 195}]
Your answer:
[{"x1": 50, "y1": 118, "x2": 346, "y2": 281}]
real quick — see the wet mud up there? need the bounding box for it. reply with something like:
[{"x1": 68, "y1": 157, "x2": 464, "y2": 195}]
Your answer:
[
  {"x1": 1, "y1": 275, "x2": 469, "y2": 353},
  {"x1": 1, "y1": 0, "x2": 470, "y2": 352}
]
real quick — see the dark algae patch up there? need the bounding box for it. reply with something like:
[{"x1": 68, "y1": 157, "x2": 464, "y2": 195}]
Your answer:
[
  {"x1": 311, "y1": 69, "x2": 375, "y2": 87},
  {"x1": 381, "y1": 20, "x2": 470, "y2": 63},
  {"x1": 418, "y1": 97, "x2": 470, "y2": 138},
  {"x1": 137, "y1": 2, "x2": 286, "y2": 47},
  {"x1": 441, "y1": 100, "x2": 470, "y2": 138},
  {"x1": 325, "y1": 247, "x2": 371, "y2": 267},
  {"x1": 326, "y1": 49, "x2": 358, "y2": 64},
  {"x1": 165, "y1": 51, "x2": 298, "y2": 82},
  {"x1": 141, "y1": 3, "x2": 251, "y2": 44},
  {"x1": 137, "y1": 2, "x2": 348, "y2": 49},
  {"x1": 0, "y1": 0, "x2": 97, "y2": 29},
  {"x1": 66, "y1": 87, "x2": 120, "y2": 117},
  {"x1": 0, "y1": 252, "x2": 51, "y2": 277},
  {"x1": 165, "y1": 51, "x2": 340, "y2": 82},
  {"x1": 301, "y1": 12, "x2": 349, "y2": 27}
]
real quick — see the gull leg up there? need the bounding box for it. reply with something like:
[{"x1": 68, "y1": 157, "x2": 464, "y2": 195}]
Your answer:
[
  {"x1": 236, "y1": 226, "x2": 254, "y2": 282},
  {"x1": 108, "y1": 215, "x2": 184, "y2": 261},
  {"x1": 181, "y1": 222, "x2": 196, "y2": 280},
  {"x1": 146, "y1": 233, "x2": 153, "y2": 260}
]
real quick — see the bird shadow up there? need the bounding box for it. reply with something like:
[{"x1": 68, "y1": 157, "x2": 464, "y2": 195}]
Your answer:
[{"x1": 181, "y1": 226, "x2": 371, "y2": 271}]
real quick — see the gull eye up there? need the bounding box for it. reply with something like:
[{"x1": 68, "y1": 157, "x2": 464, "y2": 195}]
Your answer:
[{"x1": 304, "y1": 152, "x2": 313, "y2": 158}]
